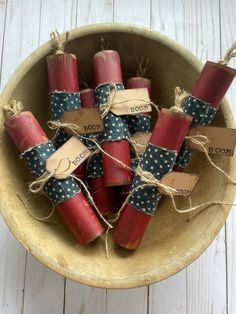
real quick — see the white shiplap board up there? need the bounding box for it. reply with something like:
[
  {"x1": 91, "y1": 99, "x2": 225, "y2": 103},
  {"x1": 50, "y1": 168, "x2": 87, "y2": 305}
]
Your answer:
[
  {"x1": 220, "y1": 1, "x2": 236, "y2": 314},
  {"x1": 0, "y1": 0, "x2": 235, "y2": 313},
  {"x1": 0, "y1": 0, "x2": 42, "y2": 313}
]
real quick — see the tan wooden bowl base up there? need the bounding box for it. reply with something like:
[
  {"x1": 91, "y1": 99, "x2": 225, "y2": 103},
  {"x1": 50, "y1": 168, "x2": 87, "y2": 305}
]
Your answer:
[{"x1": 0, "y1": 24, "x2": 235, "y2": 289}]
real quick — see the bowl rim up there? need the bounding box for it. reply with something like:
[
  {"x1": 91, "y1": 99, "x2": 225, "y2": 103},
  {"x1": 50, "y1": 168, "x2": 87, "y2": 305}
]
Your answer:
[{"x1": 0, "y1": 23, "x2": 235, "y2": 289}]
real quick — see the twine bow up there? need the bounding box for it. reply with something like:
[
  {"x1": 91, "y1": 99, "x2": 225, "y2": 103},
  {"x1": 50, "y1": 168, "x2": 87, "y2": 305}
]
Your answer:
[
  {"x1": 99, "y1": 83, "x2": 159, "y2": 118},
  {"x1": 48, "y1": 120, "x2": 82, "y2": 135},
  {"x1": 218, "y1": 42, "x2": 236, "y2": 66},
  {"x1": 29, "y1": 157, "x2": 71, "y2": 193},
  {"x1": 50, "y1": 30, "x2": 69, "y2": 54}
]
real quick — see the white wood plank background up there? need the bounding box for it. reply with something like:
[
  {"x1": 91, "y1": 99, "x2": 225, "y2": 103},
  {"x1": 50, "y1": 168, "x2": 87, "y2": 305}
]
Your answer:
[{"x1": 0, "y1": 0, "x2": 235, "y2": 313}]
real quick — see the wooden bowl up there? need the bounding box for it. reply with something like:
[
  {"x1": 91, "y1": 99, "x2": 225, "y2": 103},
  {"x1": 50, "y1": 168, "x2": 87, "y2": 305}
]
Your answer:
[{"x1": 0, "y1": 24, "x2": 235, "y2": 289}]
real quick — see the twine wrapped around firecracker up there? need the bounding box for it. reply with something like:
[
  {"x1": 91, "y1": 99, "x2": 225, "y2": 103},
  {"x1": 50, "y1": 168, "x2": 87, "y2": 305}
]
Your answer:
[
  {"x1": 4, "y1": 100, "x2": 104, "y2": 245},
  {"x1": 98, "y1": 83, "x2": 159, "y2": 118}
]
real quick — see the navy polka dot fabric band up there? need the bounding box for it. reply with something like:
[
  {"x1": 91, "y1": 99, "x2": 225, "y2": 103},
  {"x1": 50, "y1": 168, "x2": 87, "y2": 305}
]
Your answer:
[
  {"x1": 49, "y1": 91, "x2": 81, "y2": 121},
  {"x1": 124, "y1": 111, "x2": 151, "y2": 172},
  {"x1": 52, "y1": 128, "x2": 71, "y2": 148},
  {"x1": 128, "y1": 143, "x2": 177, "y2": 215},
  {"x1": 95, "y1": 84, "x2": 130, "y2": 142},
  {"x1": 87, "y1": 152, "x2": 103, "y2": 178},
  {"x1": 124, "y1": 113, "x2": 151, "y2": 135},
  {"x1": 175, "y1": 95, "x2": 217, "y2": 169},
  {"x1": 21, "y1": 142, "x2": 80, "y2": 204},
  {"x1": 183, "y1": 96, "x2": 217, "y2": 127}
]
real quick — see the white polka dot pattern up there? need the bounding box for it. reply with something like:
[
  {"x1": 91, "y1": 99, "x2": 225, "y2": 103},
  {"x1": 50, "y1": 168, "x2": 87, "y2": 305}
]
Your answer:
[
  {"x1": 52, "y1": 129, "x2": 71, "y2": 148},
  {"x1": 128, "y1": 143, "x2": 177, "y2": 215},
  {"x1": 124, "y1": 114, "x2": 151, "y2": 135},
  {"x1": 49, "y1": 91, "x2": 81, "y2": 120},
  {"x1": 87, "y1": 152, "x2": 103, "y2": 178},
  {"x1": 175, "y1": 95, "x2": 218, "y2": 169}
]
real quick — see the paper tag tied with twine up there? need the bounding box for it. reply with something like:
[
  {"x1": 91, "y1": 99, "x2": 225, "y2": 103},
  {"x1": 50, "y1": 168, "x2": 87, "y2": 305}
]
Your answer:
[
  {"x1": 187, "y1": 126, "x2": 236, "y2": 156},
  {"x1": 46, "y1": 137, "x2": 91, "y2": 179},
  {"x1": 109, "y1": 88, "x2": 152, "y2": 116},
  {"x1": 160, "y1": 172, "x2": 200, "y2": 196},
  {"x1": 61, "y1": 108, "x2": 104, "y2": 135},
  {"x1": 131, "y1": 132, "x2": 152, "y2": 155}
]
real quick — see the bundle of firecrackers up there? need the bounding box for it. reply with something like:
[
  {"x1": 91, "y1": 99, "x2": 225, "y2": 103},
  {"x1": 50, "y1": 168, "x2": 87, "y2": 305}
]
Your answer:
[{"x1": 4, "y1": 31, "x2": 236, "y2": 251}]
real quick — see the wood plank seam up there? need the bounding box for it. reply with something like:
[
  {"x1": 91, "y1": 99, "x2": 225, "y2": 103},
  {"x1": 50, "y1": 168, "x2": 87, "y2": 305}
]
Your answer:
[{"x1": 0, "y1": 0, "x2": 8, "y2": 87}]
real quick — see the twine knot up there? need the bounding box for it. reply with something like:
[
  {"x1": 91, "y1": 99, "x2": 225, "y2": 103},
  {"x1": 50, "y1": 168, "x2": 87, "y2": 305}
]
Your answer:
[
  {"x1": 50, "y1": 30, "x2": 69, "y2": 54},
  {"x1": 170, "y1": 86, "x2": 189, "y2": 113},
  {"x1": 99, "y1": 83, "x2": 117, "y2": 118},
  {"x1": 218, "y1": 42, "x2": 236, "y2": 66},
  {"x1": 29, "y1": 158, "x2": 71, "y2": 193},
  {"x1": 4, "y1": 99, "x2": 23, "y2": 118},
  {"x1": 136, "y1": 56, "x2": 152, "y2": 77},
  {"x1": 135, "y1": 165, "x2": 177, "y2": 195},
  {"x1": 48, "y1": 120, "x2": 82, "y2": 135},
  {"x1": 100, "y1": 36, "x2": 112, "y2": 51}
]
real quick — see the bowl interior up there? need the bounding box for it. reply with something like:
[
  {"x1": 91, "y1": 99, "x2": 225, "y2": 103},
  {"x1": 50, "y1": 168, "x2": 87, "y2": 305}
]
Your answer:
[{"x1": 0, "y1": 25, "x2": 235, "y2": 288}]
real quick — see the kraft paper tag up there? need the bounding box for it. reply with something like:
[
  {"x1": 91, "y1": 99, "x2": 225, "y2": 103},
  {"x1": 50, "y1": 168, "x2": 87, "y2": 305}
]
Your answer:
[
  {"x1": 160, "y1": 172, "x2": 200, "y2": 196},
  {"x1": 61, "y1": 107, "x2": 104, "y2": 135},
  {"x1": 109, "y1": 88, "x2": 152, "y2": 115},
  {"x1": 186, "y1": 126, "x2": 236, "y2": 156},
  {"x1": 131, "y1": 132, "x2": 152, "y2": 155},
  {"x1": 46, "y1": 136, "x2": 91, "y2": 179}
]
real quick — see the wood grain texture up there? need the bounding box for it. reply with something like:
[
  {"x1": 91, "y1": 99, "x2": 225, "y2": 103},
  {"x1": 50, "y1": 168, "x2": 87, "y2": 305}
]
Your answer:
[
  {"x1": 0, "y1": 219, "x2": 26, "y2": 314},
  {"x1": 76, "y1": 0, "x2": 113, "y2": 26},
  {"x1": 65, "y1": 281, "x2": 106, "y2": 314},
  {"x1": 0, "y1": 0, "x2": 7, "y2": 86},
  {"x1": 187, "y1": 228, "x2": 227, "y2": 314},
  {"x1": 23, "y1": 255, "x2": 64, "y2": 314},
  {"x1": 114, "y1": 0, "x2": 150, "y2": 27},
  {"x1": 149, "y1": 270, "x2": 187, "y2": 314},
  {"x1": 220, "y1": 1, "x2": 236, "y2": 313},
  {"x1": 39, "y1": 0, "x2": 77, "y2": 44},
  {"x1": 107, "y1": 288, "x2": 147, "y2": 314},
  {"x1": 1, "y1": 0, "x2": 41, "y2": 87},
  {"x1": 0, "y1": 0, "x2": 42, "y2": 313}
]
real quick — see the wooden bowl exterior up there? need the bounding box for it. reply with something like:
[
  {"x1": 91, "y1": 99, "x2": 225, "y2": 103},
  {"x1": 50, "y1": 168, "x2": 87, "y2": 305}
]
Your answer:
[{"x1": 0, "y1": 24, "x2": 235, "y2": 289}]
